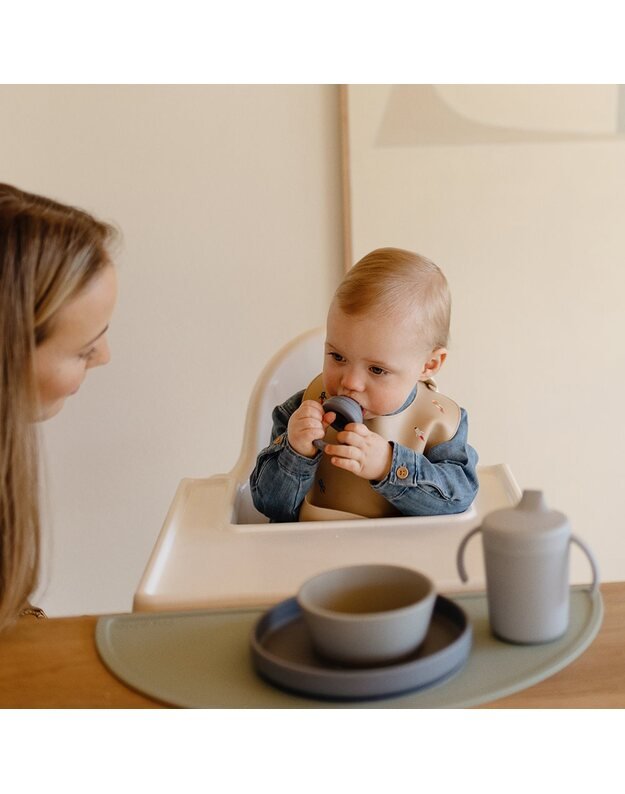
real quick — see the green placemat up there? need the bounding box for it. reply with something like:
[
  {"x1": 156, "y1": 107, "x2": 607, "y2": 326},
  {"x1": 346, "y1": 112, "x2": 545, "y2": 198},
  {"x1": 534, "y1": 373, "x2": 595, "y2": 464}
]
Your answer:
[{"x1": 95, "y1": 587, "x2": 603, "y2": 708}]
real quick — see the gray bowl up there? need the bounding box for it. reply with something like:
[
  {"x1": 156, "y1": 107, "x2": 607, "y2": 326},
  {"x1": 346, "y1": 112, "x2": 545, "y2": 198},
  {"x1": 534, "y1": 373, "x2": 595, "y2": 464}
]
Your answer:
[{"x1": 297, "y1": 564, "x2": 436, "y2": 666}]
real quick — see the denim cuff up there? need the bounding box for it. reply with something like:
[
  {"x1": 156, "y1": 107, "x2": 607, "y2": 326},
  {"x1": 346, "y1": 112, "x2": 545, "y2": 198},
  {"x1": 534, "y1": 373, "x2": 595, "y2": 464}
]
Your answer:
[
  {"x1": 372, "y1": 442, "x2": 418, "y2": 488},
  {"x1": 272, "y1": 433, "x2": 321, "y2": 476}
]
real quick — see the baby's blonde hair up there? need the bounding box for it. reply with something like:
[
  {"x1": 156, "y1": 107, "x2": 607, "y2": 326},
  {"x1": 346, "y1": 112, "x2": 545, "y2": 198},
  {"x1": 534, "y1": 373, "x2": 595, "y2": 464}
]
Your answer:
[{"x1": 334, "y1": 247, "x2": 451, "y2": 350}]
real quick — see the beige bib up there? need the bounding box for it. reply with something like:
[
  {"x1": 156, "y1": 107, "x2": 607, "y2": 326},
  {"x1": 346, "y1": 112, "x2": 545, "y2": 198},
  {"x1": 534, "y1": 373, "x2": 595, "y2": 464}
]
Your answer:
[{"x1": 298, "y1": 374, "x2": 461, "y2": 521}]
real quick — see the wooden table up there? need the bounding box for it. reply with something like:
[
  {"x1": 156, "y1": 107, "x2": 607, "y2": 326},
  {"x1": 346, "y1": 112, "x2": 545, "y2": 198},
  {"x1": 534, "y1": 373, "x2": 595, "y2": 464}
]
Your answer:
[{"x1": 1, "y1": 582, "x2": 623, "y2": 708}]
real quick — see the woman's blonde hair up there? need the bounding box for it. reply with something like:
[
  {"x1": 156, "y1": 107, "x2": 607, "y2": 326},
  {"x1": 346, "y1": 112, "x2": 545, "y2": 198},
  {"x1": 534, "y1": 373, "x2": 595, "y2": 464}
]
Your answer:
[
  {"x1": 0, "y1": 183, "x2": 117, "y2": 633},
  {"x1": 334, "y1": 247, "x2": 451, "y2": 350}
]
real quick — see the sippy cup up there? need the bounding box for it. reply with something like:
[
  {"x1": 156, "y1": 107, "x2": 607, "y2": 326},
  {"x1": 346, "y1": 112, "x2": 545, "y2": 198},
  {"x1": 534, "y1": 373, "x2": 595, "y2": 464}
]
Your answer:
[
  {"x1": 313, "y1": 395, "x2": 363, "y2": 451},
  {"x1": 456, "y1": 490, "x2": 599, "y2": 644}
]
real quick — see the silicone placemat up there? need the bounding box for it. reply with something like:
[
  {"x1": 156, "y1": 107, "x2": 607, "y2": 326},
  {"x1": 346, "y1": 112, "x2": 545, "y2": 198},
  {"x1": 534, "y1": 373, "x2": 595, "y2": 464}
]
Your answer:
[{"x1": 95, "y1": 587, "x2": 603, "y2": 708}]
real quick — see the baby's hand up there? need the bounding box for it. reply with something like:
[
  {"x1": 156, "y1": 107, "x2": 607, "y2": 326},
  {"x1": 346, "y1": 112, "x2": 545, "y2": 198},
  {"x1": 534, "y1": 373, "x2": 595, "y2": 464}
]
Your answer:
[
  {"x1": 287, "y1": 400, "x2": 335, "y2": 458},
  {"x1": 324, "y1": 424, "x2": 393, "y2": 481}
]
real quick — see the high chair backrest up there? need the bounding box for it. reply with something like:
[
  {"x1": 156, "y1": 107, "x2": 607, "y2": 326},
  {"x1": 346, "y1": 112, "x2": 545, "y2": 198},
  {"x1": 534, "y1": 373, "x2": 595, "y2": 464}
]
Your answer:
[{"x1": 233, "y1": 327, "x2": 324, "y2": 482}]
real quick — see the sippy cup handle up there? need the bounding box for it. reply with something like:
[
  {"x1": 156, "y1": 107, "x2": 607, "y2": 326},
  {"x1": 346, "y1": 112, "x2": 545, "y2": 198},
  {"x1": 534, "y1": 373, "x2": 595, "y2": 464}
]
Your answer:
[
  {"x1": 456, "y1": 526, "x2": 482, "y2": 583},
  {"x1": 456, "y1": 527, "x2": 599, "y2": 592},
  {"x1": 570, "y1": 534, "x2": 600, "y2": 594}
]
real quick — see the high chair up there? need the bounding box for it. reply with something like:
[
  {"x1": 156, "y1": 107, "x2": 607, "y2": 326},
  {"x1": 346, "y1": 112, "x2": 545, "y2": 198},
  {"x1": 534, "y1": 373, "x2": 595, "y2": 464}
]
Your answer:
[{"x1": 134, "y1": 328, "x2": 521, "y2": 611}]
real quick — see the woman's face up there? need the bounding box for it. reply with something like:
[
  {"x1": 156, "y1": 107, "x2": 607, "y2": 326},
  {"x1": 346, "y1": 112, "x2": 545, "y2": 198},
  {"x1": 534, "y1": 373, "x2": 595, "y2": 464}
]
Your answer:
[{"x1": 33, "y1": 264, "x2": 118, "y2": 421}]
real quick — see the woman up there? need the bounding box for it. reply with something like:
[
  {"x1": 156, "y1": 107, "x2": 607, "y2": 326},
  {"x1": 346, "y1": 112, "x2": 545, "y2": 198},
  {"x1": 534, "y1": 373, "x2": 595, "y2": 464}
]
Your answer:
[{"x1": 0, "y1": 183, "x2": 118, "y2": 633}]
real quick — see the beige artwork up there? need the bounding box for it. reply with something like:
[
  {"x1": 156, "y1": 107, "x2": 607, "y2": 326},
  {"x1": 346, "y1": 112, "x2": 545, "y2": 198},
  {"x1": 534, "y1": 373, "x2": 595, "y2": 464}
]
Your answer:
[{"x1": 376, "y1": 85, "x2": 625, "y2": 145}]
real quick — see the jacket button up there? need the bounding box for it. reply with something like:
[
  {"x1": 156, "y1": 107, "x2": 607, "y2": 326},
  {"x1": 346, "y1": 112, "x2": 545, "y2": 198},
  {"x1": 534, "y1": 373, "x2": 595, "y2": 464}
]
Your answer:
[{"x1": 396, "y1": 465, "x2": 409, "y2": 480}]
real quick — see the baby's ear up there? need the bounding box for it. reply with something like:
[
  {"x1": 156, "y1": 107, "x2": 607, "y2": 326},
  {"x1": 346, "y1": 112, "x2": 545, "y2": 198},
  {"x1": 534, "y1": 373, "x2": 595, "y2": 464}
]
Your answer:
[{"x1": 420, "y1": 348, "x2": 447, "y2": 378}]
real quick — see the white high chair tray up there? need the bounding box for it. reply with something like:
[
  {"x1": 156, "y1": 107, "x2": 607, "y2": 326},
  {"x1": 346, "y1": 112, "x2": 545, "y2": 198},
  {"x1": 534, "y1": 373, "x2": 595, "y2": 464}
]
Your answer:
[{"x1": 134, "y1": 464, "x2": 521, "y2": 613}]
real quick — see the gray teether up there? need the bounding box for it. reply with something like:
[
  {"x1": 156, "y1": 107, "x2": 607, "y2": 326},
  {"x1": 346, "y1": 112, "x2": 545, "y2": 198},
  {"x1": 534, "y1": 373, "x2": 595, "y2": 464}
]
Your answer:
[{"x1": 313, "y1": 395, "x2": 364, "y2": 451}]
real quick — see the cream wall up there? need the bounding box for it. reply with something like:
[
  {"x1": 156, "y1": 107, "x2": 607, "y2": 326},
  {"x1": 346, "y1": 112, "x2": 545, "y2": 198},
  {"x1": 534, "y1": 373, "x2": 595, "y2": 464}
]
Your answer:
[
  {"x1": 348, "y1": 85, "x2": 625, "y2": 584},
  {"x1": 0, "y1": 85, "x2": 343, "y2": 616}
]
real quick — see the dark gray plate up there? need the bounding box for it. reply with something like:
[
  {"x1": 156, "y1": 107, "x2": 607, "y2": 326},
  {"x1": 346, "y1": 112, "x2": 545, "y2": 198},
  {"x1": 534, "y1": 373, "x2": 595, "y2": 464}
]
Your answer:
[{"x1": 250, "y1": 595, "x2": 472, "y2": 701}]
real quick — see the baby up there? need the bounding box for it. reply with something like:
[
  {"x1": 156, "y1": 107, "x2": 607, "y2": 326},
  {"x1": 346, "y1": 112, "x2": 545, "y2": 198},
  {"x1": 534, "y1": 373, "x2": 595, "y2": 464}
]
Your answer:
[{"x1": 250, "y1": 247, "x2": 478, "y2": 522}]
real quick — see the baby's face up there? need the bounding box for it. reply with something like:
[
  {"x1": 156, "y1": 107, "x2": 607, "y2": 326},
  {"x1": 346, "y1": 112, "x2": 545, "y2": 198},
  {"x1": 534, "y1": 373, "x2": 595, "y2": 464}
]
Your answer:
[{"x1": 323, "y1": 304, "x2": 436, "y2": 419}]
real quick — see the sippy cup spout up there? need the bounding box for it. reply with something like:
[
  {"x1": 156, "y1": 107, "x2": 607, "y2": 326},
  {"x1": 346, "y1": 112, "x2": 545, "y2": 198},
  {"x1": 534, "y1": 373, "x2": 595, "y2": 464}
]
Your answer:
[{"x1": 517, "y1": 489, "x2": 548, "y2": 512}]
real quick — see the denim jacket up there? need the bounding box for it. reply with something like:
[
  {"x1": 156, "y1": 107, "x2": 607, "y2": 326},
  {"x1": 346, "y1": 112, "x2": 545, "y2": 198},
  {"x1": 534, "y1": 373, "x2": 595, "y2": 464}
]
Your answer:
[{"x1": 250, "y1": 388, "x2": 479, "y2": 523}]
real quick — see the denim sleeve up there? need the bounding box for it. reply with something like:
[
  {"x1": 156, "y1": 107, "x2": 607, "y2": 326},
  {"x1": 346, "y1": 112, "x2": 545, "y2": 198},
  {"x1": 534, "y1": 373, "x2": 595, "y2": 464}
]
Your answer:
[
  {"x1": 249, "y1": 390, "x2": 322, "y2": 522},
  {"x1": 371, "y1": 409, "x2": 479, "y2": 516}
]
